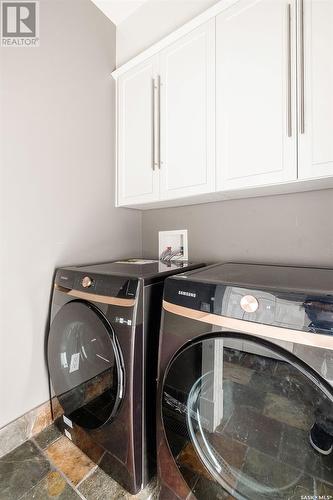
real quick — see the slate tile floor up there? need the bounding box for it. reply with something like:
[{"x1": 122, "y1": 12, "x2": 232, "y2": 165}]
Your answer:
[{"x1": 0, "y1": 425, "x2": 158, "y2": 500}]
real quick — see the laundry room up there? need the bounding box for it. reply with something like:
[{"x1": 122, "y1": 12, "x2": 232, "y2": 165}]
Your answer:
[{"x1": 0, "y1": 0, "x2": 332, "y2": 499}]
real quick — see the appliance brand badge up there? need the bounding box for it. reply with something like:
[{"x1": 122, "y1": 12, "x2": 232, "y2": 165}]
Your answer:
[{"x1": 178, "y1": 290, "x2": 196, "y2": 298}]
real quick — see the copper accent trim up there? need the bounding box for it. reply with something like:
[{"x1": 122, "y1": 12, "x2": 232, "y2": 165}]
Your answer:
[
  {"x1": 163, "y1": 300, "x2": 333, "y2": 350},
  {"x1": 54, "y1": 284, "x2": 136, "y2": 307}
]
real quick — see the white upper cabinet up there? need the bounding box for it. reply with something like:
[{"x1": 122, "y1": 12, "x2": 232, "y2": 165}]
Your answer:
[
  {"x1": 298, "y1": 0, "x2": 333, "y2": 180},
  {"x1": 113, "y1": 0, "x2": 333, "y2": 209},
  {"x1": 216, "y1": 0, "x2": 297, "y2": 191},
  {"x1": 117, "y1": 57, "x2": 159, "y2": 206},
  {"x1": 159, "y1": 20, "x2": 215, "y2": 200}
]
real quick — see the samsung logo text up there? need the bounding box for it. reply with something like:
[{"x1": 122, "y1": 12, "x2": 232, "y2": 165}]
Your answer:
[{"x1": 178, "y1": 291, "x2": 196, "y2": 298}]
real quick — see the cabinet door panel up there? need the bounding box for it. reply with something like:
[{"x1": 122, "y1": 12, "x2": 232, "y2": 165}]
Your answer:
[
  {"x1": 298, "y1": 0, "x2": 333, "y2": 179},
  {"x1": 216, "y1": 0, "x2": 297, "y2": 190},
  {"x1": 159, "y1": 20, "x2": 215, "y2": 200},
  {"x1": 117, "y1": 58, "x2": 159, "y2": 206}
]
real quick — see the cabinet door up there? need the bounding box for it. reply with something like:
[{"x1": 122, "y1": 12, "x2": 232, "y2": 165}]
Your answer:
[
  {"x1": 159, "y1": 20, "x2": 215, "y2": 200},
  {"x1": 117, "y1": 57, "x2": 159, "y2": 206},
  {"x1": 298, "y1": 0, "x2": 333, "y2": 180},
  {"x1": 216, "y1": 0, "x2": 297, "y2": 190}
]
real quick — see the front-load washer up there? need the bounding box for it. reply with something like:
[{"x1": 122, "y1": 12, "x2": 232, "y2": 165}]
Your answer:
[
  {"x1": 157, "y1": 263, "x2": 333, "y2": 500},
  {"x1": 47, "y1": 258, "x2": 204, "y2": 494}
]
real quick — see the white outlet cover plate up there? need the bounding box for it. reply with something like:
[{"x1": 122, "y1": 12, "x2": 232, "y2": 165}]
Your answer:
[{"x1": 159, "y1": 229, "x2": 188, "y2": 260}]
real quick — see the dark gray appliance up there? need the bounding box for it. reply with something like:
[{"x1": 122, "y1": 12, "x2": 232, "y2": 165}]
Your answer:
[
  {"x1": 47, "y1": 259, "x2": 204, "y2": 494},
  {"x1": 157, "y1": 263, "x2": 333, "y2": 499}
]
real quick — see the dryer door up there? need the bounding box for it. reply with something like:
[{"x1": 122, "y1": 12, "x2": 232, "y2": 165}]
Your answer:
[
  {"x1": 162, "y1": 334, "x2": 333, "y2": 500},
  {"x1": 48, "y1": 300, "x2": 124, "y2": 430}
]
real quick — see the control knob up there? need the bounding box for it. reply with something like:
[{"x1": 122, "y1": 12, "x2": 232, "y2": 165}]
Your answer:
[
  {"x1": 240, "y1": 295, "x2": 259, "y2": 313},
  {"x1": 82, "y1": 276, "x2": 93, "y2": 288}
]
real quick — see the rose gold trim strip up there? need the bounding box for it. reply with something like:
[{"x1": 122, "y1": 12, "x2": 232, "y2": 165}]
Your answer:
[
  {"x1": 163, "y1": 300, "x2": 333, "y2": 350},
  {"x1": 55, "y1": 284, "x2": 136, "y2": 307}
]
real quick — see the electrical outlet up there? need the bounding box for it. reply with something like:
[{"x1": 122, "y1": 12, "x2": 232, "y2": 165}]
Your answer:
[{"x1": 158, "y1": 229, "x2": 188, "y2": 261}]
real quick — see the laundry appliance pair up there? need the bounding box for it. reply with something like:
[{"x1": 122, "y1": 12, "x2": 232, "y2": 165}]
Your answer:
[
  {"x1": 157, "y1": 263, "x2": 333, "y2": 500},
  {"x1": 47, "y1": 259, "x2": 204, "y2": 494}
]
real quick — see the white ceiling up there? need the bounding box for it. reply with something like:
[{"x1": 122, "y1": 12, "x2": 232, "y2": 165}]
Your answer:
[{"x1": 91, "y1": 0, "x2": 149, "y2": 25}]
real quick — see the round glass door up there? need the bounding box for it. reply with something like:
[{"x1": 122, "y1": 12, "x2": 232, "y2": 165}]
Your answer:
[
  {"x1": 48, "y1": 300, "x2": 124, "y2": 430},
  {"x1": 162, "y1": 334, "x2": 333, "y2": 500}
]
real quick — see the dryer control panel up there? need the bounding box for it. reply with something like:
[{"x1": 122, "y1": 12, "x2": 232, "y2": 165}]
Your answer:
[{"x1": 55, "y1": 268, "x2": 138, "y2": 299}]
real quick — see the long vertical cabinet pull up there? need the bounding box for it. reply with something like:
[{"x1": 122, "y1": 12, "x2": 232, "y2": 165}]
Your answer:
[
  {"x1": 157, "y1": 75, "x2": 161, "y2": 169},
  {"x1": 153, "y1": 76, "x2": 161, "y2": 169},
  {"x1": 152, "y1": 78, "x2": 155, "y2": 171},
  {"x1": 299, "y1": 0, "x2": 305, "y2": 134},
  {"x1": 287, "y1": 3, "x2": 292, "y2": 137}
]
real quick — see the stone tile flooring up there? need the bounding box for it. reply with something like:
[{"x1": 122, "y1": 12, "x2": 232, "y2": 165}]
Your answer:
[{"x1": 0, "y1": 425, "x2": 159, "y2": 500}]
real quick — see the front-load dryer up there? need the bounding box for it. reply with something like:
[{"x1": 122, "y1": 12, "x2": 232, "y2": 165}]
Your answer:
[
  {"x1": 157, "y1": 263, "x2": 333, "y2": 499},
  {"x1": 47, "y1": 259, "x2": 204, "y2": 494}
]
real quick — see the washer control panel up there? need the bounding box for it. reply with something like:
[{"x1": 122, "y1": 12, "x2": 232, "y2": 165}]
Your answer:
[{"x1": 164, "y1": 276, "x2": 333, "y2": 335}]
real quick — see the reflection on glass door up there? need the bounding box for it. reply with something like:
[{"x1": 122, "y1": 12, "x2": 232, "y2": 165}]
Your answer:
[
  {"x1": 162, "y1": 335, "x2": 333, "y2": 499},
  {"x1": 48, "y1": 301, "x2": 124, "y2": 430}
]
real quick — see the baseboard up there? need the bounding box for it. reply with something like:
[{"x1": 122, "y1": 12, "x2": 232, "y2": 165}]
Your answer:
[{"x1": 0, "y1": 397, "x2": 63, "y2": 458}]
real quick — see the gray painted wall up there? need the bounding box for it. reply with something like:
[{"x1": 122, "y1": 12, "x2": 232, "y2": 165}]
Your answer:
[
  {"x1": 142, "y1": 189, "x2": 333, "y2": 266},
  {"x1": 0, "y1": 0, "x2": 141, "y2": 429}
]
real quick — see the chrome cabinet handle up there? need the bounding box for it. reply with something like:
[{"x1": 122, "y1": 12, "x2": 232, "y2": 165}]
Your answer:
[
  {"x1": 152, "y1": 78, "x2": 155, "y2": 171},
  {"x1": 152, "y1": 76, "x2": 160, "y2": 170},
  {"x1": 287, "y1": 3, "x2": 292, "y2": 137},
  {"x1": 154, "y1": 75, "x2": 161, "y2": 169},
  {"x1": 299, "y1": 0, "x2": 305, "y2": 134}
]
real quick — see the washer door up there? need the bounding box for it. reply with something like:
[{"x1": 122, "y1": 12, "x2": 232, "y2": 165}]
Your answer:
[
  {"x1": 162, "y1": 334, "x2": 333, "y2": 500},
  {"x1": 48, "y1": 300, "x2": 124, "y2": 430}
]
